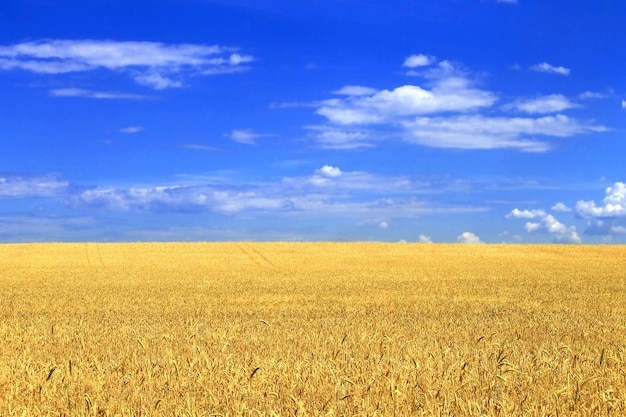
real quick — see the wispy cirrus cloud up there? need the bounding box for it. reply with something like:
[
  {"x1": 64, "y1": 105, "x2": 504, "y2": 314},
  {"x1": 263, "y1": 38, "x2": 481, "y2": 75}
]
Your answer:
[
  {"x1": 0, "y1": 39, "x2": 254, "y2": 90},
  {"x1": 530, "y1": 62, "x2": 570, "y2": 75},
  {"x1": 0, "y1": 174, "x2": 69, "y2": 198},
  {"x1": 305, "y1": 126, "x2": 376, "y2": 150},
  {"x1": 402, "y1": 114, "x2": 603, "y2": 152},
  {"x1": 74, "y1": 166, "x2": 489, "y2": 221},
  {"x1": 225, "y1": 129, "x2": 273, "y2": 145},
  {"x1": 119, "y1": 126, "x2": 144, "y2": 134},
  {"x1": 50, "y1": 88, "x2": 149, "y2": 99},
  {"x1": 505, "y1": 94, "x2": 580, "y2": 114},
  {"x1": 180, "y1": 144, "x2": 222, "y2": 151}
]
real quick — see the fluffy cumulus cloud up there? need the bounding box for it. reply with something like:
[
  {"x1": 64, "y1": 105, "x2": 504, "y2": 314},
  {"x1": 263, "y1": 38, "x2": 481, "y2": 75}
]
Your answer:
[
  {"x1": 457, "y1": 231, "x2": 482, "y2": 244},
  {"x1": 310, "y1": 58, "x2": 604, "y2": 151},
  {"x1": 403, "y1": 54, "x2": 436, "y2": 68},
  {"x1": 318, "y1": 77, "x2": 497, "y2": 125},
  {"x1": 575, "y1": 182, "x2": 626, "y2": 236},
  {"x1": 530, "y1": 62, "x2": 570, "y2": 75},
  {"x1": 317, "y1": 165, "x2": 342, "y2": 178},
  {"x1": 418, "y1": 234, "x2": 433, "y2": 243},
  {"x1": 551, "y1": 202, "x2": 572, "y2": 212},
  {"x1": 0, "y1": 39, "x2": 253, "y2": 90},
  {"x1": 507, "y1": 208, "x2": 581, "y2": 243},
  {"x1": 576, "y1": 182, "x2": 626, "y2": 219},
  {"x1": 0, "y1": 174, "x2": 68, "y2": 198},
  {"x1": 506, "y1": 208, "x2": 547, "y2": 219}
]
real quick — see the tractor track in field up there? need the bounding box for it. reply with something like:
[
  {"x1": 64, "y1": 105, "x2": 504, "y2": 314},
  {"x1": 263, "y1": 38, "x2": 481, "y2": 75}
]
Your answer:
[
  {"x1": 238, "y1": 243, "x2": 275, "y2": 269},
  {"x1": 84, "y1": 243, "x2": 105, "y2": 268}
]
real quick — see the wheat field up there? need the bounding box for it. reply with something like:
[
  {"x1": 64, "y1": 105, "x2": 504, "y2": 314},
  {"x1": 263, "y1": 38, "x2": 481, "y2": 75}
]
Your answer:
[{"x1": 0, "y1": 243, "x2": 624, "y2": 416}]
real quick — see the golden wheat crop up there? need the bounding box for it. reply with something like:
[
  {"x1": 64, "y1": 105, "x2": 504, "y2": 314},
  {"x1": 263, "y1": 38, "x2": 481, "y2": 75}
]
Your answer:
[{"x1": 0, "y1": 243, "x2": 624, "y2": 416}]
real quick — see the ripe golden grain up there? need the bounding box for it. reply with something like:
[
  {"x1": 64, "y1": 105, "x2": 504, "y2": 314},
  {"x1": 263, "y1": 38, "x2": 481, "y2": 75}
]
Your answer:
[{"x1": 0, "y1": 242, "x2": 624, "y2": 416}]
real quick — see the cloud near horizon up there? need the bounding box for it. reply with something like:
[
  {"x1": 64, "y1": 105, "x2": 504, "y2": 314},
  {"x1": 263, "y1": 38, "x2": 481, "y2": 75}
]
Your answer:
[
  {"x1": 575, "y1": 182, "x2": 626, "y2": 237},
  {"x1": 458, "y1": 231, "x2": 482, "y2": 243},
  {"x1": 507, "y1": 207, "x2": 581, "y2": 243},
  {"x1": 73, "y1": 166, "x2": 490, "y2": 221}
]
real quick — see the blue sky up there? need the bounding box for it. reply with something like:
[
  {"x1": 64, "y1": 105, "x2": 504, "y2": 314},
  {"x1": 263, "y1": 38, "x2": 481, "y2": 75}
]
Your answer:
[{"x1": 1, "y1": 0, "x2": 625, "y2": 243}]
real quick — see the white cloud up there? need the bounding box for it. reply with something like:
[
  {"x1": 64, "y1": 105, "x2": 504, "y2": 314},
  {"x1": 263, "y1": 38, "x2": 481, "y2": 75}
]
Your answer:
[
  {"x1": 0, "y1": 39, "x2": 253, "y2": 89},
  {"x1": 133, "y1": 72, "x2": 183, "y2": 89},
  {"x1": 418, "y1": 234, "x2": 432, "y2": 243},
  {"x1": 583, "y1": 219, "x2": 626, "y2": 236},
  {"x1": 507, "y1": 94, "x2": 579, "y2": 114},
  {"x1": 305, "y1": 127, "x2": 375, "y2": 149},
  {"x1": 333, "y1": 85, "x2": 379, "y2": 96},
  {"x1": 316, "y1": 165, "x2": 342, "y2": 178},
  {"x1": 457, "y1": 231, "x2": 482, "y2": 244},
  {"x1": 228, "y1": 53, "x2": 254, "y2": 66},
  {"x1": 50, "y1": 88, "x2": 148, "y2": 99},
  {"x1": 506, "y1": 208, "x2": 547, "y2": 219},
  {"x1": 119, "y1": 126, "x2": 144, "y2": 134},
  {"x1": 225, "y1": 129, "x2": 272, "y2": 145},
  {"x1": 497, "y1": 0, "x2": 518, "y2": 3},
  {"x1": 0, "y1": 174, "x2": 68, "y2": 198},
  {"x1": 283, "y1": 166, "x2": 415, "y2": 193},
  {"x1": 76, "y1": 182, "x2": 487, "y2": 219},
  {"x1": 524, "y1": 214, "x2": 581, "y2": 243},
  {"x1": 530, "y1": 62, "x2": 570, "y2": 75},
  {"x1": 507, "y1": 207, "x2": 581, "y2": 243},
  {"x1": 551, "y1": 202, "x2": 572, "y2": 212},
  {"x1": 180, "y1": 144, "x2": 221, "y2": 151},
  {"x1": 578, "y1": 91, "x2": 607, "y2": 100},
  {"x1": 622, "y1": 100, "x2": 626, "y2": 109},
  {"x1": 378, "y1": 221, "x2": 389, "y2": 229},
  {"x1": 309, "y1": 57, "x2": 606, "y2": 152},
  {"x1": 576, "y1": 182, "x2": 626, "y2": 219},
  {"x1": 317, "y1": 83, "x2": 497, "y2": 125},
  {"x1": 78, "y1": 186, "x2": 285, "y2": 214},
  {"x1": 75, "y1": 167, "x2": 490, "y2": 221},
  {"x1": 611, "y1": 225, "x2": 626, "y2": 234},
  {"x1": 403, "y1": 54, "x2": 436, "y2": 68},
  {"x1": 402, "y1": 114, "x2": 604, "y2": 152}
]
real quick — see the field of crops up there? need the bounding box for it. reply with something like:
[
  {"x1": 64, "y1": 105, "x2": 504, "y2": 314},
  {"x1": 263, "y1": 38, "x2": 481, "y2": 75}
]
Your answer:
[{"x1": 0, "y1": 243, "x2": 624, "y2": 416}]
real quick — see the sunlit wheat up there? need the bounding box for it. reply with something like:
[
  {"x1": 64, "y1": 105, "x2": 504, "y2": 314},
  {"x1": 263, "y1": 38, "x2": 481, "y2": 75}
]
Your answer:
[{"x1": 0, "y1": 243, "x2": 624, "y2": 416}]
